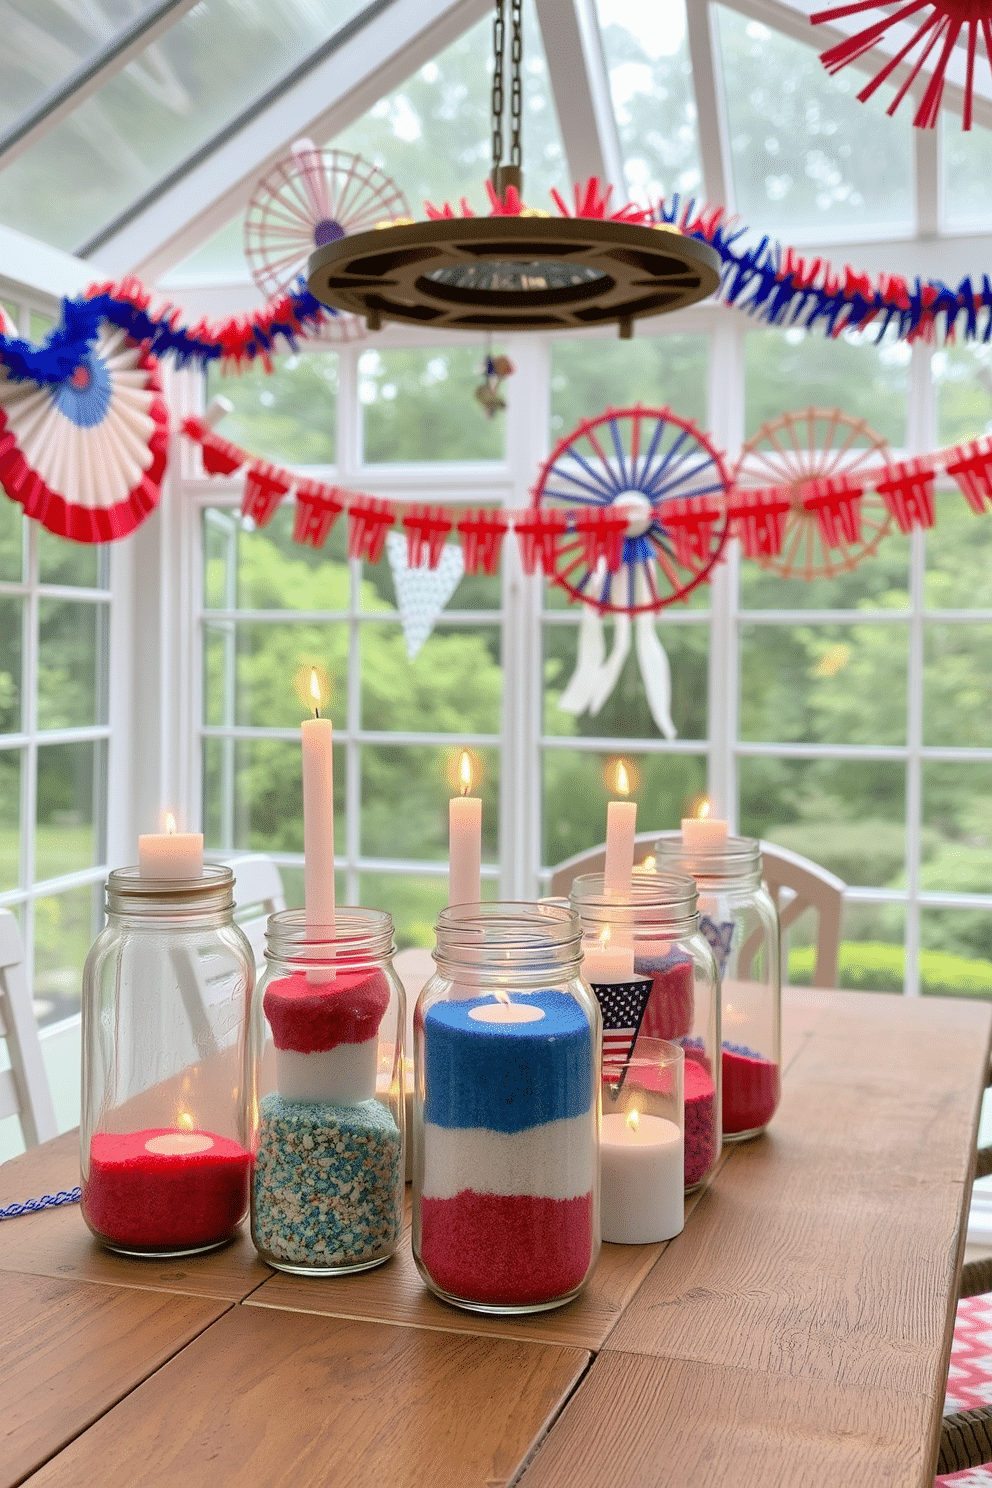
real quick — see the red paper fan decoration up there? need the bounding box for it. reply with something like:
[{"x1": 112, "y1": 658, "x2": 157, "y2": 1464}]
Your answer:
[
  {"x1": 0, "y1": 326, "x2": 168, "y2": 542},
  {"x1": 811, "y1": 2, "x2": 992, "y2": 130}
]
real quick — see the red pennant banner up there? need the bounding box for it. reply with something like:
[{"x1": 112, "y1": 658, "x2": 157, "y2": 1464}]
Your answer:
[
  {"x1": 874, "y1": 460, "x2": 936, "y2": 534},
  {"x1": 944, "y1": 440, "x2": 992, "y2": 515},
  {"x1": 572, "y1": 507, "x2": 628, "y2": 571},
  {"x1": 799, "y1": 475, "x2": 865, "y2": 548},
  {"x1": 456, "y1": 509, "x2": 509, "y2": 575},
  {"x1": 659, "y1": 496, "x2": 724, "y2": 569},
  {"x1": 512, "y1": 509, "x2": 569, "y2": 575},
  {"x1": 293, "y1": 478, "x2": 344, "y2": 548},
  {"x1": 727, "y1": 487, "x2": 793, "y2": 559},
  {"x1": 182, "y1": 417, "x2": 244, "y2": 476},
  {"x1": 348, "y1": 496, "x2": 395, "y2": 562},
  {"x1": 401, "y1": 505, "x2": 454, "y2": 568},
  {"x1": 242, "y1": 462, "x2": 291, "y2": 527}
]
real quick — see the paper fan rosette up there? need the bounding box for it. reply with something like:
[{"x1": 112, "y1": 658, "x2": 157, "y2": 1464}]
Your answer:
[{"x1": 0, "y1": 325, "x2": 169, "y2": 542}]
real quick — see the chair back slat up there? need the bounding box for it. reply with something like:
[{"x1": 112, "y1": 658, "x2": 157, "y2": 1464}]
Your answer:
[{"x1": 0, "y1": 908, "x2": 58, "y2": 1147}]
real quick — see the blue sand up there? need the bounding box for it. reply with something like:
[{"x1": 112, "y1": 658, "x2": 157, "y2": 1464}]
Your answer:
[{"x1": 423, "y1": 989, "x2": 593, "y2": 1133}]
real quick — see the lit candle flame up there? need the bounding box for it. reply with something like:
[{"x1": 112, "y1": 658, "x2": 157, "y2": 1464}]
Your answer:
[
  {"x1": 163, "y1": 812, "x2": 177, "y2": 836},
  {"x1": 494, "y1": 989, "x2": 511, "y2": 1005},
  {"x1": 698, "y1": 798, "x2": 711, "y2": 822},
  {"x1": 459, "y1": 749, "x2": 473, "y2": 797},
  {"x1": 599, "y1": 926, "x2": 611, "y2": 951},
  {"x1": 176, "y1": 1110, "x2": 194, "y2": 1132},
  {"x1": 614, "y1": 760, "x2": 630, "y2": 798},
  {"x1": 309, "y1": 667, "x2": 322, "y2": 716},
  {"x1": 294, "y1": 662, "x2": 330, "y2": 716},
  {"x1": 641, "y1": 855, "x2": 656, "y2": 871},
  {"x1": 626, "y1": 1109, "x2": 640, "y2": 1134}
]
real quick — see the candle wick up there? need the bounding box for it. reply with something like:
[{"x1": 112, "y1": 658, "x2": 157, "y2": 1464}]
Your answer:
[{"x1": 314, "y1": 705, "x2": 320, "y2": 719}]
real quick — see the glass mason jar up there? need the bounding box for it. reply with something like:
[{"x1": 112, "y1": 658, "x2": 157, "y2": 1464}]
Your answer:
[
  {"x1": 654, "y1": 832, "x2": 781, "y2": 1141},
  {"x1": 412, "y1": 902, "x2": 600, "y2": 1314},
  {"x1": 248, "y1": 908, "x2": 406, "y2": 1276},
  {"x1": 570, "y1": 870, "x2": 722, "y2": 1193},
  {"x1": 80, "y1": 864, "x2": 253, "y2": 1257}
]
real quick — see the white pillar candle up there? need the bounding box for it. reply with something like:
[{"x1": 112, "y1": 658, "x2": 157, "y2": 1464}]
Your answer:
[
  {"x1": 138, "y1": 813, "x2": 203, "y2": 879},
  {"x1": 601, "y1": 1110, "x2": 684, "y2": 1244},
  {"x1": 603, "y1": 760, "x2": 637, "y2": 895},
  {"x1": 582, "y1": 926, "x2": 635, "y2": 984},
  {"x1": 681, "y1": 799, "x2": 729, "y2": 850},
  {"x1": 449, "y1": 749, "x2": 482, "y2": 907}
]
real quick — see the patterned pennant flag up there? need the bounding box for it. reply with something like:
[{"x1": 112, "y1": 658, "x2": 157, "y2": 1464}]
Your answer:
[
  {"x1": 385, "y1": 530, "x2": 464, "y2": 660},
  {"x1": 699, "y1": 916, "x2": 734, "y2": 978},
  {"x1": 589, "y1": 977, "x2": 654, "y2": 1079}
]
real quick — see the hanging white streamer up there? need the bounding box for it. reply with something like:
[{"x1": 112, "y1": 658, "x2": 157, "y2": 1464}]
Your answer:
[
  {"x1": 557, "y1": 558, "x2": 677, "y2": 739},
  {"x1": 634, "y1": 562, "x2": 677, "y2": 740}
]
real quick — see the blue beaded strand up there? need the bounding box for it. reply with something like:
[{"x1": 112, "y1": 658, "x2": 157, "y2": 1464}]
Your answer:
[{"x1": 0, "y1": 1187, "x2": 81, "y2": 1220}]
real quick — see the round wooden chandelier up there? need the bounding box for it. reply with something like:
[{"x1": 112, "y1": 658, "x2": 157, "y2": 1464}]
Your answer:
[{"x1": 307, "y1": 0, "x2": 720, "y2": 338}]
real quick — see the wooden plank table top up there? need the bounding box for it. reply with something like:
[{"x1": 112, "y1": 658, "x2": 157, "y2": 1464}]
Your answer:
[{"x1": 1, "y1": 988, "x2": 989, "y2": 1488}]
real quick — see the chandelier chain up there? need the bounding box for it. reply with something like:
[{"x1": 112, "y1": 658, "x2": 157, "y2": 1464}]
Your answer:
[
  {"x1": 509, "y1": 0, "x2": 523, "y2": 168},
  {"x1": 491, "y1": 0, "x2": 504, "y2": 172}
]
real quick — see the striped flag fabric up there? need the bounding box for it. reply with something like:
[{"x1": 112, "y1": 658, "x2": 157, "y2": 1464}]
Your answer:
[{"x1": 588, "y1": 977, "x2": 654, "y2": 1074}]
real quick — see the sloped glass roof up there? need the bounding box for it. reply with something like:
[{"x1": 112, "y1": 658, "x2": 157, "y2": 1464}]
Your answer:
[
  {"x1": 0, "y1": 0, "x2": 985, "y2": 292},
  {"x1": 0, "y1": 0, "x2": 372, "y2": 251}
]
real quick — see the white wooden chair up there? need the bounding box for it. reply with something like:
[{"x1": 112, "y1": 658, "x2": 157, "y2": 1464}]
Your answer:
[
  {"x1": 0, "y1": 908, "x2": 58, "y2": 1148},
  {"x1": 219, "y1": 853, "x2": 286, "y2": 972},
  {"x1": 548, "y1": 832, "x2": 846, "y2": 989}
]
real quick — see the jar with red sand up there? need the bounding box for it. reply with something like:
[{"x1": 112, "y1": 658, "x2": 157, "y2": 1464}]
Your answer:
[
  {"x1": 570, "y1": 870, "x2": 721, "y2": 1193},
  {"x1": 654, "y1": 833, "x2": 780, "y2": 1142},
  {"x1": 80, "y1": 865, "x2": 253, "y2": 1257},
  {"x1": 248, "y1": 908, "x2": 405, "y2": 1275},
  {"x1": 412, "y1": 902, "x2": 600, "y2": 1314}
]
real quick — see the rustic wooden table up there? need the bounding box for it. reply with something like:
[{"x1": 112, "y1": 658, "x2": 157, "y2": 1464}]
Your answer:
[{"x1": 1, "y1": 989, "x2": 988, "y2": 1488}]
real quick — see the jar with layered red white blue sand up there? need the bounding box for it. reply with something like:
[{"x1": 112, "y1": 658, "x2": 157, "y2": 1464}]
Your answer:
[
  {"x1": 248, "y1": 908, "x2": 406, "y2": 1274},
  {"x1": 412, "y1": 902, "x2": 600, "y2": 1314},
  {"x1": 570, "y1": 870, "x2": 722, "y2": 1193},
  {"x1": 654, "y1": 833, "x2": 781, "y2": 1143}
]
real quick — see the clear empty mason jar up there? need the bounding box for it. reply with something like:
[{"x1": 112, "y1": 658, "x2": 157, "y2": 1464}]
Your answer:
[
  {"x1": 247, "y1": 908, "x2": 406, "y2": 1275},
  {"x1": 654, "y1": 832, "x2": 781, "y2": 1141},
  {"x1": 80, "y1": 864, "x2": 253, "y2": 1256},
  {"x1": 570, "y1": 870, "x2": 722, "y2": 1192},
  {"x1": 413, "y1": 902, "x2": 600, "y2": 1314}
]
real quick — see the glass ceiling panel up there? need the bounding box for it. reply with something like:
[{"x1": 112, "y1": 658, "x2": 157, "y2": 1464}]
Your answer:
[
  {"x1": 0, "y1": 0, "x2": 371, "y2": 251},
  {"x1": 161, "y1": 5, "x2": 565, "y2": 288},
  {"x1": 715, "y1": 7, "x2": 913, "y2": 240},
  {"x1": 333, "y1": 5, "x2": 564, "y2": 218},
  {"x1": 594, "y1": 0, "x2": 701, "y2": 203},
  {"x1": 4, "y1": 1, "x2": 142, "y2": 134},
  {"x1": 943, "y1": 116, "x2": 992, "y2": 231}
]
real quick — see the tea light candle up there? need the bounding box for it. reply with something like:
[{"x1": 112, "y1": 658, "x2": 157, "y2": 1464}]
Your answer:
[
  {"x1": 582, "y1": 926, "x2": 635, "y2": 984},
  {"x1": 601, "y1": 1109, "x2": 684, "y2": 1244},
  {"x1": 138, "y1": 813, "x2": 203, "y2": 879},
  {"x1": 681, "y1": 799, "x2": 728, "y2": 850},
  {"x1": 449, "y1": 749, "x2": 482, "y2": 908}
]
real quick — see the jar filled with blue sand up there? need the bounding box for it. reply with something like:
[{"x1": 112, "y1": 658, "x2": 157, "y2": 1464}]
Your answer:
[
  {"x1": 412, "y1": 902, "x2": 600, "y2": 1314},
  {"x1": 247, "y1": 908, "x2": 406, "y2": 1274}
]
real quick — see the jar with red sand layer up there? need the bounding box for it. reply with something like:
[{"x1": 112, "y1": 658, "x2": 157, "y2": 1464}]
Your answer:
[
  {"x1": 570, "y1": 870, "x2": 722, "y2": 1193},
  {"x1": 248, "y1": 908, "x2": 406, "y2": 1275},
  {"x1": 654, "y1": 833, "x2": 780, "y2": 1143},
  {"x1": 412, "y1": 902, "x2": 600, "y2": 1314},
  {"x1": 80, "y1": 865, "x2": 253, "y2": 1257}
]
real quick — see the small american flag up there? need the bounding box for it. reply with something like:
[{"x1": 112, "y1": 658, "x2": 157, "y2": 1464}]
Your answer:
[{"x1": 588, "y1": 977, "x2": 654, "y2": 1077}]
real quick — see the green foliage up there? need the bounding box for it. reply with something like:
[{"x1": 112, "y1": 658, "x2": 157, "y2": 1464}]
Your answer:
[{"x1": 789, "y1": 941, "x2": 992, "y2": 999}]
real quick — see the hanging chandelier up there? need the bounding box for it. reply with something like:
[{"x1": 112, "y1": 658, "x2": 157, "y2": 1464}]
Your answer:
[{"x1": 307, "y1": 0, "x2": 720, "y2": 338}]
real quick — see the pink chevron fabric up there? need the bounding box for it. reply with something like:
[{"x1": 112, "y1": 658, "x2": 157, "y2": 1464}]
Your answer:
[{"x1": 937, "y1": 1295, "x2": 992, "y2": 1485}]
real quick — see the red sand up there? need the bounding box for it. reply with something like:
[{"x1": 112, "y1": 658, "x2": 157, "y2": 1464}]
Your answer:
[
  {"x1": 263, "y1": 967, "x2": 391, "y2": 1052},
  {"x1": 722, "y1": 1046, "x2": 779, "y2": 1134},
  {"x1": 420, "y1": 1190, "x2": 593, "y2": 1306},
  {"x1": 83, "y1": 1129, "x2": 249, "y2": 1251}
]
